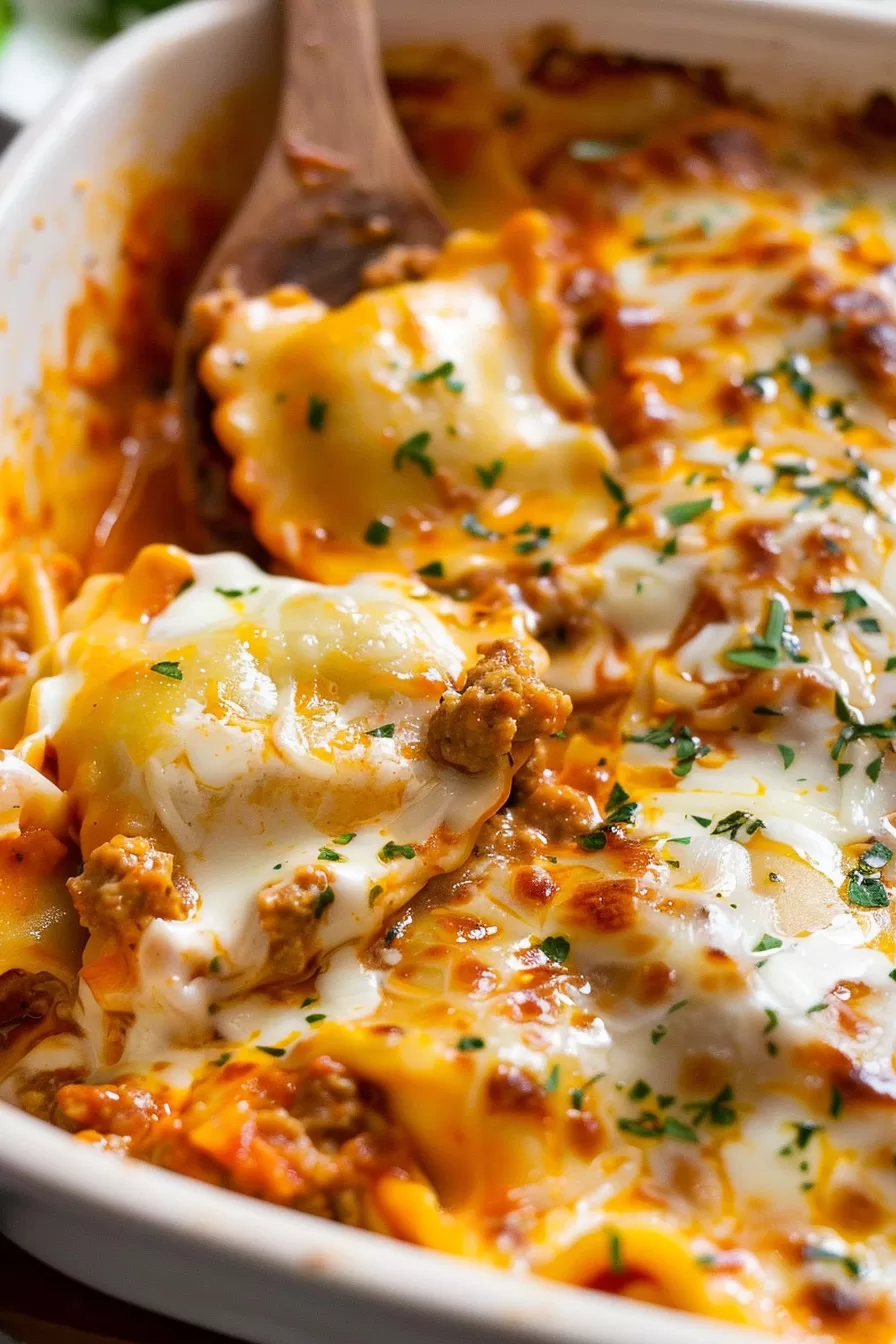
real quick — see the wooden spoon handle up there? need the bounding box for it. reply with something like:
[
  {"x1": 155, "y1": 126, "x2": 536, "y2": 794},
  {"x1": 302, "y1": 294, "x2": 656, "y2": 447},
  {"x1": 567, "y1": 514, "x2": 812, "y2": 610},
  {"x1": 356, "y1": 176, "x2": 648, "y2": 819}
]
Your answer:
[{"x1": 280, "y1": 0, "x2": 431, "y2": 198}]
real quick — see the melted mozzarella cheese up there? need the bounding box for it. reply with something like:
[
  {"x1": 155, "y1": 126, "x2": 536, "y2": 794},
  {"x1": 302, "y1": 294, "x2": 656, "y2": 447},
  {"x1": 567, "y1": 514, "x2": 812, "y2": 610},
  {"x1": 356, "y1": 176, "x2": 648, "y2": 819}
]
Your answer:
[
  {"x1": 17, "y1": 546, "x2": 540, "y2": 1063},
  {"x1": 198, "y1": 211, "x2": 615, "y2": 582}
]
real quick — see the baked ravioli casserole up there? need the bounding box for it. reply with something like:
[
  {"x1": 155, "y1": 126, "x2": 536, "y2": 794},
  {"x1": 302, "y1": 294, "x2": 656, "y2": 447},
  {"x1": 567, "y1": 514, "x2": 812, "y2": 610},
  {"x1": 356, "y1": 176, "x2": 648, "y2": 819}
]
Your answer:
[{"x1": 9, "y1": 34, "x2": 896, "y2": 1338}]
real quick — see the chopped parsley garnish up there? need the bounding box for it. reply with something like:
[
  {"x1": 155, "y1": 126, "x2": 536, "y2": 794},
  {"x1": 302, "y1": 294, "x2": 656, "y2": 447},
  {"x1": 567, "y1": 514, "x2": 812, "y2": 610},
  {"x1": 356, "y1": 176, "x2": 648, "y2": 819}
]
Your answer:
[
  {"x1": 364, "y1": 518, "x2": 392, "y2": 546},
  {"x1": 379, "y1": 840, "x2": 416, "y2": 862},
  {"x1": 858, "y1": 617, "x2": 881, "y2": 634},
  {"x1": 257, "y1": 1046, "x2": 287, "y2": 1057},
  {"x1": 629, "y1": 1079, "x2": 651, "y2": 1101},
  {"x1": 691, "y1": 816, "x2": 712, "y2": 828},
  {"x1": 212, "y1": 1053, "x2": 231, "y2": 1067},
  {"x1": 313, "y1": 887, "x2": 335, "y2": 919},
  {"x1": 753, "y1": 933, "x2": 783, "y2": 953},
  {"x1": 607, "y1": 1229, "x2": 624, "y2": 1274},
  {"x1": 617, "y1": 1113, "x2": 698, "y2": 1142},
  {"x1": 570, "y1": 1073, "x2": 603, "y2": 1110},
  {"x1": 317, "y1": 847, "x2": 345, "y2": 863},
  {"x1": 307, "y1": 395, "x2": 328, "y2": 432},
  {"x1": 577, "y1": 783, "x2": 638, "y2": 850},
  {"x1": 394, "y1": 430, "x2": 435, "y2": 476},
  {"x1": 845, "y1": 840, "x2": 892, "y2": 908},
  {"x1": 412, "y1": 360, "x2": 463, "y2": 391},
  {"x1": 540, "y1": 935, "x2": 570, "y2": 963},
  {"x1": 830, "y1": 1086, "x2": 843, "y2": 1118},
  {"x1": 627, "y1": 716, "x2": 676, "y2": 748},
  {"x1": 682, "y1": 1083, "x2": 736, "y2": 1127},
  {"x1": 418, "y1": 559, "x2": 444, "y2": 578},
  {"x1": 367, "y1": 723, "x2": 395, "y2": 738},
  {"x1": 726, "y1": 595, "x2": 790, "y2": 671},
  {"x1": 513, "y1": 522, "x2": 552, "y2": 556},
  {"x1": 600, "y1": 470, "x2": 632, "y2": 525},
  {"x1": 763, "y1": 1008, "x2": 778, "y2": 1034},
  {"x1": 651, "y1": 1024, "x2": 668, "y2": 1045},
  {"x1": 150, "y1": 660, "x2": 183, "y2": 680},
  {"x1": 333, "y1": 833, "x2": 356, "y2": 846},
  {"x1": 713, "y1": 810, "x2": 766, "y2": 842},
  {"x1": 461, "y1": 512, "x2": 501, "y2": 542},
  {"x1": 476, "y1": 459, "x2": 505, "y2": 489},
  {"x1": 626, "y1": 717, "x2": 709, "y2": 776},
  {"x1": 544, "y1": 1063, "x2": 560, "y2": 1094},
  {"x1": 176, "y1": 578, "x2": 194, "y2": 596},
  {"x1": 577, "y1": 831, "x2": 607, "y2": 852},
  {"x1": 208, "y1": 957, "x2": 222, "y2": 975},
  {"x1": 777, "y1": 744, "x2": 795, "y2": 770},
  {"x1": 830, "y1": 691, "x2": 896, "y2": 767},
  {"x1": 306, "y1": 1013, "x2": 326, "y2": 1024},
  {"x1": 215, "y1": 585, "x2": 259, "y2": 599},
  {"x1": 456, "y1": 1036, "x2": 485, "y2": 1052},
  {"x1": 840, "y1": 588, "x2": 868, "y2": 616},
  {"x1": 663, "y1": 497, "x2": 713, "y2": 527},
  {"x1": 801, "y1": 1246, "x2": 861, "y2": 1278},
  {"x1": 605, "y1": 781, "x2": 639, "y2": 825}
]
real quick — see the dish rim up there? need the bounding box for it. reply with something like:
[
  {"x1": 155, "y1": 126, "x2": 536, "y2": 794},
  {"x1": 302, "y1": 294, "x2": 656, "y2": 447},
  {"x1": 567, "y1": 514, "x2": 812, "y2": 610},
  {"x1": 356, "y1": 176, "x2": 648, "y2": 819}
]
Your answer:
[{"x1": 0, "y1": 0, "x2": 894, "y2": 1340}]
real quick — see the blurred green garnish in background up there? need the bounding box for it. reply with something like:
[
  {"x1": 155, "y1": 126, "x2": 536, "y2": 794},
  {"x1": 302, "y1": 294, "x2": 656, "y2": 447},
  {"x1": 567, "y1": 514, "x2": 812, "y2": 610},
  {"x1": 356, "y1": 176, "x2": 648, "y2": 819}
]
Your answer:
[
  {"x1": 0, "y1": 0, "x2": 15, "y2": 45},
  {"x1": 78, "y1": 1, "x2": 187, "y2": 38}
]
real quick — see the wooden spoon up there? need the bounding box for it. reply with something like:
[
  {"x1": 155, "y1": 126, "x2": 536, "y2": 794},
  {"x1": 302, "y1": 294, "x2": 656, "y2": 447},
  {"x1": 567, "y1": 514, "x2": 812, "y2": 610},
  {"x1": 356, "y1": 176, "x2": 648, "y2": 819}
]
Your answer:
[{"x1": 177, "y1": 0, "x2": 446, "y2": 550}]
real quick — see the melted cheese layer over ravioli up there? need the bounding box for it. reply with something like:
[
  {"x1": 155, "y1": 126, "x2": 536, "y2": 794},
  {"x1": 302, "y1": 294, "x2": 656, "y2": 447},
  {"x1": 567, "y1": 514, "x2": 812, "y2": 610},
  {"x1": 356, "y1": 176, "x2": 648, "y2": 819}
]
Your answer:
[{"x1": 15, "y1": 545, "x2": 545, "y2": 1064}]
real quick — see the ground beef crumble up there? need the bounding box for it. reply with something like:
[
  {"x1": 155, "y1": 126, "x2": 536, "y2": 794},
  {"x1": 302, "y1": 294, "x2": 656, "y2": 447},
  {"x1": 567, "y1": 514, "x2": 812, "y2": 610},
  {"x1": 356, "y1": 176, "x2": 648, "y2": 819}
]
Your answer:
[
  {"x1": 68, "y1": 835, "x2": 192, "y2": 931},
  {"x1": 427, "y1": 638, "x2": 571, "y2": 773}
]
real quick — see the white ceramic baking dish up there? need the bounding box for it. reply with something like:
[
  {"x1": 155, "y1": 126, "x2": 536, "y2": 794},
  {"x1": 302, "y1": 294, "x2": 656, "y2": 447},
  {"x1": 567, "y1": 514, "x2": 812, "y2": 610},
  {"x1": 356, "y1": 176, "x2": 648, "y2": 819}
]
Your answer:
[{"x1": 2, "y1": 1, "x2": 896, "y2": 1339}]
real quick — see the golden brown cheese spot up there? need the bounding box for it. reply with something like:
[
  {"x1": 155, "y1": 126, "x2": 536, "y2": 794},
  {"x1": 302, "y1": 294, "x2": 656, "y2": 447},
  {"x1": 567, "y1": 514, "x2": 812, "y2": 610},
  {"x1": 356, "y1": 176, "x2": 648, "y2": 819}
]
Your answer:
[
  {"x1": 566, "y1": 877, "x2": 638, "y2": 933},
  {"x1": 427, "y1": 638, "x2": 570, "y2": 773},
  {"x1": 486, "y1": 1062, "x2": 547, "y2": 1116},
  {"x1": 825, "y1": 1185, "x2": 886, "y2": 1237},
  {"x1": 565, "y1": 1106, "x2": 603, "y2": 1160},
  {"x1": 68, "y1": 836, "x2": 189, "y2": 932},
  {"x1": 512, "y1": 864, "x2": 559, "y2": 907},
  {"x1": 256, "y1": 867, "x2": 332, "y2": 979}
]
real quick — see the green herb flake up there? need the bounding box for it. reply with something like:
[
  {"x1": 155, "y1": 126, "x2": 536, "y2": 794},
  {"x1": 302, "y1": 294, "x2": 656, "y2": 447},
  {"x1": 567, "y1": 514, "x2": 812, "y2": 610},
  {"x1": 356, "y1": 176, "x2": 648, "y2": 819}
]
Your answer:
[
  {"x1": 257, "y1": 1046, "x2": 287, "y2": 1057},
  {"x1": 663, "y1": 497, "x2": 714, "y2": 527},
  {"x1": 476, "y1": 459, "x2": 505, "y2": 489},
  {"x1": 600, "y1": 470, "x2": 633, "y2": 525},
  {"x1": 460, "y1": 513, "x2": 502, "y2": 542},
  {"x1": 379, "y1": 840, "x2": 416, "y2": 862},
  {"x1": 306, "y1": 1013, "x2": 326, "y2": 1024},
  {"x1": 307, "y1": 395, "x2": 328, "y2": 432},
  {"x1": 753, "y1": 933, "x2": 783, "y2": 953},
  {"x1": 569, "y1": 1073, "x2": 603, "y2": 1110},
  {"x1": 540, "y1": 935, "x2": 570, "y2": 964},
  {"x1": 418, "y1": 560, "x2": 444, "y2": 578},
  {"x1": 457, "y1": 1036, "x2": 485, "y2": 1052},
  {"x1": 150, "y1": 660, "x2": 183, "y2": 681},
  {"x1": 212, "y1": 1052, "x2": 232, "y2": 1067},
  {"x1": 544, "y1": 1063, "x2": 560, "y2": 1095},
  {"x1": 313, "y1": 887, "x2": 335, "y2": 919},
  {"x1": 394, "y1": 430, "x2": 435, "y2": 477},
  {"x1": 778, "y1": 744, "x2": 795, "y2": 769},
  {"x1": 364, "y1": 518, "x2": 392, "y2": 546},
  {"x1": 367, "y1": 723, "x2": 395, "y2": 738},
  {"x1": 317, "y1": 847, "x2": 345, "y2": 863}
]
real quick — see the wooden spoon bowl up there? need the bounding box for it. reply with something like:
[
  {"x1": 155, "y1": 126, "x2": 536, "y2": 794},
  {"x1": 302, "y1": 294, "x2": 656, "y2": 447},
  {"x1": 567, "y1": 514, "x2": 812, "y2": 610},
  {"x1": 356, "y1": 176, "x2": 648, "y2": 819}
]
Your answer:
[{"x1": 176, "y1": 0, "x2": 446, "y2": 552}]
